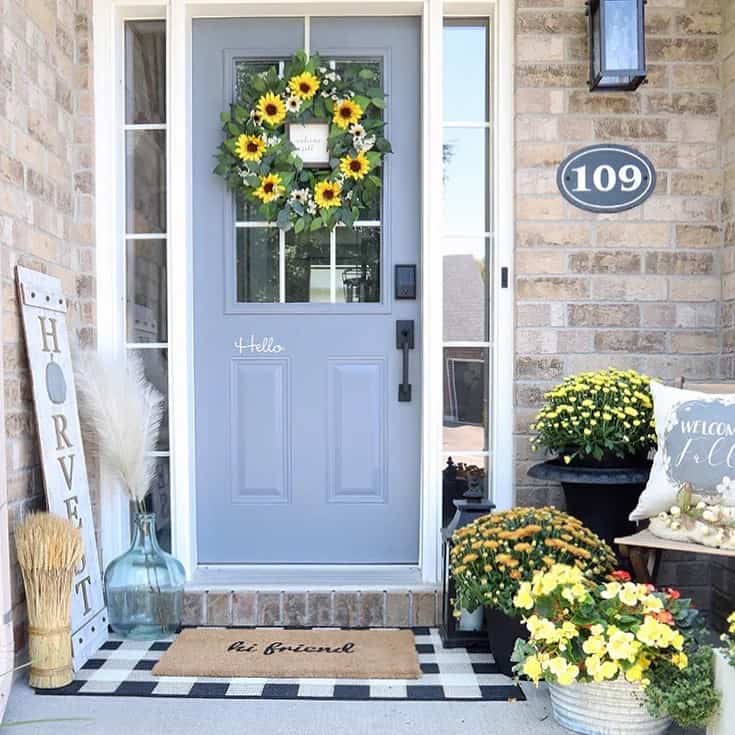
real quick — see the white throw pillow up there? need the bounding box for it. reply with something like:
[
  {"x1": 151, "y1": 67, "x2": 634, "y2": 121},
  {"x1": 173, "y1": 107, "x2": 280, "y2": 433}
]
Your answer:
[{"x1": 630, "y1": 381, "x2": 735, "y2": 520}]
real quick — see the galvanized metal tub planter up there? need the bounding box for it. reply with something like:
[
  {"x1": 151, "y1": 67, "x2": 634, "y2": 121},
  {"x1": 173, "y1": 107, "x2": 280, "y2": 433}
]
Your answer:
[{"x1": 548, "y1": 678, "x2": 671, "y2": 735}]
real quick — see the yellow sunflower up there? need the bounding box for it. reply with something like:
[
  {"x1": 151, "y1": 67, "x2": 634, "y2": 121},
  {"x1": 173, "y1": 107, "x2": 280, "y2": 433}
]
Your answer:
[
  {"x1": 235, "y1": 134, "x2": 266, "y2": 162},
  {"x1": 339, "y1": 151, "x2": 370, "y2": 180},
  {"x1": 314, "y1": 180, "x2": 342, "y2": 209},
  {"x1": 288, "y1": 71, "x2": 320, "y2": 100},
  {"x1": 256, "y1": 92, "x2": 286, "y2": 127},
  {"x1": 333, "y1": 99, "x2": 363, "y2": 129},
  {"x1": 253, "y1": 173, "x2": 284, "y2": 203}
]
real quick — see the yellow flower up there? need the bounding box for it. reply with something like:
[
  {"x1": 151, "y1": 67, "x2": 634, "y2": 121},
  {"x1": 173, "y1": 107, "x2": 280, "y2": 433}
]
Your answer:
[
  {"x1": 601, "y1": 582, "x2": 621, "y2": 599},
  {"x1": 256, "y1": 91, "x2": 286, "y2": 126},
  {"x1": 619, "y1": 583, "x2": 641, "y2": 607},
  {"x1": 671, "y1": 652, "x2": 688, "y2": 670},
  {"x1": 463, "y1": 553, "x2": 479, "y2": 563},
  {"x1": 607, "y1": 629, "x2": 638, "y2": 661},
  {"x1": 583, "y1": 635, "x2": 606, "y2": 656},
  {"x1": 235, "y1": 134, "x2": 266, "y2": 162},
  {"x1": 333, "y1": 98, "x2": 363, "y2": 129},
  {"x1": 625, "y1": 663, "x2": 645, "y2": 682},
  {"x1": 523, "y1": 655, "x2": 543, "y2": 683},
  {"x1": 340, "y1": 152, "x2": 371, "y2": 180},
  {"x1": 253, "y1": 173, "x2": 284, "y2": 203},
  {"x1": 288, "y1": 71, "x2": 320, "y2": 100},
  {"x1": 547, "y1": 657, "x2": 579, "y2": 686},
  {"x1": 513, "y1": 582, "x2": 533, "y2": 610},
  {"x1": 314, "y1": 180, "x2": 342, "y2": 209}
]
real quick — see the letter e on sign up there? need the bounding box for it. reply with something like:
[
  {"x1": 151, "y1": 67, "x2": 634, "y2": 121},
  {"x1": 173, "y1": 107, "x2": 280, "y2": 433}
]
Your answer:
[{"x1": 557, "y1": 144, "x2": 656, "y2": 214}]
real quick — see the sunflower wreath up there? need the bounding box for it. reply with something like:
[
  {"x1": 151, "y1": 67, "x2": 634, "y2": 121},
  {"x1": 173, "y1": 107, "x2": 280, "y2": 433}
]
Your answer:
[{"x1": 214, "y1": 50, "x2": 391, "y2": 232}]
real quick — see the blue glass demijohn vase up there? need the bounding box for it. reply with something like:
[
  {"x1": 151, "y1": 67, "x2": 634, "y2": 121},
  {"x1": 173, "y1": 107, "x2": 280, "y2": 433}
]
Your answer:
[{"x1": 104, "y1": 513, "x2": 185, "y2": 639}]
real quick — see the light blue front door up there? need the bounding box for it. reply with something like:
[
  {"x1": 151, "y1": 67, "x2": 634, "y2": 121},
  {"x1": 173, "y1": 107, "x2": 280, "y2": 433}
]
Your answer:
[{"x1": 192, "y1": 17, "x2": 422, "y2": 564}]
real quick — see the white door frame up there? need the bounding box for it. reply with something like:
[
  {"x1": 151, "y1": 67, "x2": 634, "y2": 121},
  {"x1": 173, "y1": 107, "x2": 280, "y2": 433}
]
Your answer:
[{"x1": 93, "y1": 0, "x2": 515, "y2": 586}]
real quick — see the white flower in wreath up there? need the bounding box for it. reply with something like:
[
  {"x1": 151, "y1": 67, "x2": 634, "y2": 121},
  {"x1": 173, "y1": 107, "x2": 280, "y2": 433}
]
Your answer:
[
  {"x1": 285, "y1": 95, "x2": 302, "y2": 114},
  {"x1": 345, "y1": 190, "x2": 353, "y2": 201},
  {"x1": 289, "y1": 188, "x2": 310, "y2": 205},
  {"x1": 356, "y1": 134, "x2": 376, "y2": 152},
  {"x1": 350, "y1": 123, "x2": 366, "y2": 140},
  {"x1": 266, "y1": 135, "x2": 281, "y2": 147},
  {"x1": 716, "y1": 476, "x2": 735, "y2": 506},
  {"x1": 307, "y1": 200, "x2": 317, "y2": 215}
]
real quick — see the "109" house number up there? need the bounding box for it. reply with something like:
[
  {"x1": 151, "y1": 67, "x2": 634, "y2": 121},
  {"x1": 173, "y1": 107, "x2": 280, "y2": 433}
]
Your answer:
[{"x1": 557, "y1": 144, "x2": 656, "y2": 214}]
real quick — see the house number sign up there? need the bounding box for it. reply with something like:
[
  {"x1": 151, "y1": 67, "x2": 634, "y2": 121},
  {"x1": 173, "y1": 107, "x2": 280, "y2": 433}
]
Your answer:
[
  {"x1": 16, "y1": 266, "x2": 108, "y2": 670},
  {"x1": 557, "y1": 144, "x2": 656, "y2": 214}
]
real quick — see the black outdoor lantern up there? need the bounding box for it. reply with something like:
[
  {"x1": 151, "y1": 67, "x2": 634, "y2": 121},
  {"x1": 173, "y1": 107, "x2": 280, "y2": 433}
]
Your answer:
[
  {"x1": 587, "y1": 0, "x2": 647, "y2": 92},
  {"x1": 439, "y1": 459, "x2": 495, "y2": 649}
]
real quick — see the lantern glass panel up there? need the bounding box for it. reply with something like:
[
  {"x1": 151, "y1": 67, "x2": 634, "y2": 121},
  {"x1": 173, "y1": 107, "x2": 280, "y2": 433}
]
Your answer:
[{"x1": 603, "y1": 0, "x2": 640, "y2": 72}]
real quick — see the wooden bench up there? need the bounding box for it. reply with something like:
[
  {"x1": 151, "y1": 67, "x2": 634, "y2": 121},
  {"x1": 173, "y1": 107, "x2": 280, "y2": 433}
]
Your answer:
[{"x1": 614, "y1": 379, "x2": 735, "y2": 584}]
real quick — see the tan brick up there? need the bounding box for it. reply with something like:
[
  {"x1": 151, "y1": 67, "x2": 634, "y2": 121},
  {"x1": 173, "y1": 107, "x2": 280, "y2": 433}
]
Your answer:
[
  {"x1": 593, "y1": 118, "x2": 668, "y2": 141},
  {"x1": 591, "y1": 276, "x2": 668, "y2": 301},
  {"x1": 671, "y1": 64, "x2": 720, "y2": 89},
  {"x1": 596, "y1": 223, "x2": 671, "y2": 247},
  {"x1": 645, "y1": 252, "x2": 715, "y2": 275},
  {"x1": 646, "y1": 37, "x2": 719, "y2": 62},
  {"x1": 517, "y1": 277, "x2": 589, "y2": 300},
  {"x1": 674, "y1": 12, "x2": 721, "y2": 35},
  {"x1": 669, "y1": 277, "x2": 721, "y2": 301},
  {"x1": 594, "y1": 331, "x2": 666, "y2": 353},
  {"x1": 516, "y1": 196, "x2": 567, "y2": 220},
  {"x1": 516, "y1": 356, "x2": 565, "y2": 380},
  {"x1": 670, "y1": 171, "x2": 722, "y2": 196},
  {"x1": 671, "y1": 333, "x2": 719, "y2": 353},
  {"x1": 516, "y1": 143, "x2": 566, "y2": 168},
  {"x1": 516, "y1": 34, "x2": 565, "y2": 61},
  {"x1": 516, "y1": 251, "x2": 566, "y2": 274},
  {"x1": 645, "y1": 92, "x2": 718, "y2": 116},
  {"x1": 568, "y1": 304, "x2": 640, "y2": 327},
  {"x1": 569, "y1": 251, "x2": 641, "y2": 274},
  {"x1": 516, "y1": 63, "x2": 586, "y2": 88},
  {"x1": 517, "y1": 223, "x2": 590, "y2": 248},
  {"x1": 516, "y1": 10, "x2": 586, "y2": 34}
]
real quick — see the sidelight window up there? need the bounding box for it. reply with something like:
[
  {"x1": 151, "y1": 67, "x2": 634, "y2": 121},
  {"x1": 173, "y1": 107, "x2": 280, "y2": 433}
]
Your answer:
[
  {"x1": 441, "y1": 19, "x2": 492, "y2": 493},
  {"x1": 123, "y1": 20, "x2": 171, "y2": 549}
]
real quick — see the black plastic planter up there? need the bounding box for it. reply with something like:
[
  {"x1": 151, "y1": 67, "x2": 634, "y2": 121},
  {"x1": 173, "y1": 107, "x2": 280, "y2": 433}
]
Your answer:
[
  {"x1": 484, "y1": 607, "x2": 528, "y2": 677},
  {"x1": 527, "y1": 459, "x2": 651, "y2": 547}
]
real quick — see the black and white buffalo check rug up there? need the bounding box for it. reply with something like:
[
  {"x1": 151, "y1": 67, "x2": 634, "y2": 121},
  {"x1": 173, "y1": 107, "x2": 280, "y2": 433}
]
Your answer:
[{"x1": 36, "y1": 627, "x2": 526, "y2": 702}]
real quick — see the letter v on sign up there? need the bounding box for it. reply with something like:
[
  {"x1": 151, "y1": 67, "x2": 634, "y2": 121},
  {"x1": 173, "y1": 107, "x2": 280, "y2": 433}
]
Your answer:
[{"x1": 15, "y1": 266, "x2": 108, "y2": 669}]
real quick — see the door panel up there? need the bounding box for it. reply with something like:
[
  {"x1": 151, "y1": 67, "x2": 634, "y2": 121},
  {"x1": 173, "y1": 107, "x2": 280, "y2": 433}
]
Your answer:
[{"x1": 193, "y1": 17, "x2": 421, "y2": 563}]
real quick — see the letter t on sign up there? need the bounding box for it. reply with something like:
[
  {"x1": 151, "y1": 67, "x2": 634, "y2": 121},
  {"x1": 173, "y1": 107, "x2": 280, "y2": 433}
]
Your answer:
[{"x1": 15, "y1": 266, "x2": 108, "y2": 669}]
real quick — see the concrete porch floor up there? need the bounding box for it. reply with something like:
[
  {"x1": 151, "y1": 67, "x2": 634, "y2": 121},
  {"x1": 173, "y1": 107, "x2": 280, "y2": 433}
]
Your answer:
[{"x1": 5, "y1": 680, "x2": 697, "y2": 735}]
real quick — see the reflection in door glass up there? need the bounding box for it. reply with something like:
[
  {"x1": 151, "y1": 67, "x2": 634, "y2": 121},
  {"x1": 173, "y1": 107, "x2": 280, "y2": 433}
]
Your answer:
[
  {"x1": 336, "y1": 227, "x2": 380, "y2": 303},
  {"x1": 443, "y1": 347, "x2": 489, "y2": 452},
  {"x1": 126, "y1": 239, "x2": 167, "y2": 343},
  {"x1": 236, "y1": 228, "x2": 279, "y2": 302},
  {"x1": 285, "y1": 229, "x2": 331, "y2": 302}
]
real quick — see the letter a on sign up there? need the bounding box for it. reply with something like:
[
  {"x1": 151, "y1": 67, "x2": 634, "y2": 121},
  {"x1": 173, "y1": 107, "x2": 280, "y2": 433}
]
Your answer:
[{"x1": 16, "y1": 267, "x2": 108, "y2": 669}]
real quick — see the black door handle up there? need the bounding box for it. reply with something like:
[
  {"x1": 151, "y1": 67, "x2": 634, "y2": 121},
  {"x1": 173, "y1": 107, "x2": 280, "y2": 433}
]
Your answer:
[{"x1": 396, "y1": 320, "x2": 415, "y2": 402}]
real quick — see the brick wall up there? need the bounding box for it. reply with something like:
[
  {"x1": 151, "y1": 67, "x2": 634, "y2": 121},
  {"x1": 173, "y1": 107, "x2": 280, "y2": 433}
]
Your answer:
[
  {"x1": 710, "y1": 0, "x2": 735, "y2": 630},
  {"x1": 1, "y1": 0, "x2": 95, "y2": 650},
  {"x1": 514, "y1": 0, "x2": 724, "y2": 513},
  {"x1": 722, "y1": 0, "x2": 735, "y2": 376}
]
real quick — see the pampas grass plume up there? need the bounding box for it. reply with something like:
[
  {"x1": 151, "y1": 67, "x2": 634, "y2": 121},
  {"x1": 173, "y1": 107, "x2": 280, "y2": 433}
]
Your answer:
[{"x1": 74, "y1": 350, "x2": 163, "y2": 512}]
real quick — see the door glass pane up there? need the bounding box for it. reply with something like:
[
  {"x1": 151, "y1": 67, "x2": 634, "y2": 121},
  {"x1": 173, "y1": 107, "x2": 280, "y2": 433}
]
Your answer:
[
  {"x1": 443, "y1": 454, "x2": 489, "y2": 502},
  {"x1": 129, "y1": 348, "x2": 169, "y2": 451},
  {"x1": 126, "y1": 239, "x2": 167, "y2": 343},
  {"x1": 236, "y1": 194, "x2": 267, "y2": 223},
  {"x1": 125, "y1": 20, "x2": 166, "y2": 124},
  {"x1": 443, "y1": 237, "x2": 488, "y2": 342},
  {"x1": 443, "y1": 347, "x2": 488, "y2": 452},
  {"x1": 336, "y1": 227, "x2": 380, "y2": 303},
  {"x1": 443, "y1": 128, "x2": 488, "y2": 236},
  {"x1": 236, "y1": 228, "x2": 279, "y2": 302},
  {"x1": 443, "y1": 23, "x2": 488, "y2": 123},
  {"x1": 234, "y1": 58, "x2": 281, "y2": 100},
  {"x1": 126, "y1": 130, "x2": 166, "y2": 233},
  {"x1": 285, "y1": 229, "x2": 331, "y2": 302}
]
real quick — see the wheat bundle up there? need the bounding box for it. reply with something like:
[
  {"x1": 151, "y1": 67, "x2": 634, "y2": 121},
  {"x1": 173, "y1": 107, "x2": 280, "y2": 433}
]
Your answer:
[{"x1": 15, "y1": 513, "x2": 83, "y2": 689}]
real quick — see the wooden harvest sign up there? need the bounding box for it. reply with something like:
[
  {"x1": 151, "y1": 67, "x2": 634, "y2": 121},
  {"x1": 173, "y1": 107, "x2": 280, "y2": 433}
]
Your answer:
[{"x1": 16, "y1": 267, "x2": 108, "y2": 669}]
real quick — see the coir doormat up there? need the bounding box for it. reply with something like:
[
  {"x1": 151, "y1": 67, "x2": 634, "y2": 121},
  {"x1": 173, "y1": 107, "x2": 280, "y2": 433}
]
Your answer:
[
  {"x1": 36, "y1": 628, "x2": 526, "y2": 702},
  {"x1": 152, "y1": 628, "x2": 421, "y2": 679}
]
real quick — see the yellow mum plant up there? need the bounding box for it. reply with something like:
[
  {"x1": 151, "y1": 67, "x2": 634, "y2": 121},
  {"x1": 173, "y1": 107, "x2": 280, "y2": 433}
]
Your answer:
[
  {"x1": 512, "y1": 564, "x2": 719, "y2": 729},
  {"x1": 531, "y1": 368, "x2": 656, "y2": 466},
  {"x1": 450, "y1": 507, "x2": 617, "y2": 617},
  {"x1": 721, "y1": 611, "x2": 735, "y2": 667}
]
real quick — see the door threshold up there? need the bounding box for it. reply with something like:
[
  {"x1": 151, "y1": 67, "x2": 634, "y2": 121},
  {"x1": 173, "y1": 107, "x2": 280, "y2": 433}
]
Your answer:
[{"x1": 187, "y1": 564, "x2": 434, "y2": 591}]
